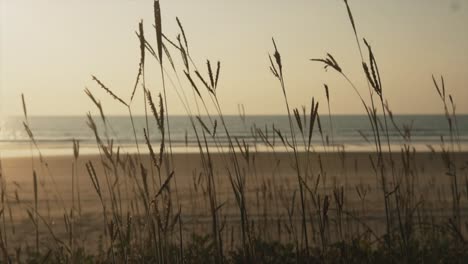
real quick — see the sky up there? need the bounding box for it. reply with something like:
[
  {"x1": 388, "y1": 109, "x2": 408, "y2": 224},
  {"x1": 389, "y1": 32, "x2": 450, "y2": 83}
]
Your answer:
[{"x1": 1, "y1": 0, "x2": 467, "y2": 116}]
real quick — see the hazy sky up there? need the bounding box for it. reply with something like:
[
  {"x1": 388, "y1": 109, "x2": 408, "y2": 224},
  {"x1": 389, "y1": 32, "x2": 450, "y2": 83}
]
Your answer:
[{"x1": 1, "y1": 0, "x2": 467, "y2": 116}]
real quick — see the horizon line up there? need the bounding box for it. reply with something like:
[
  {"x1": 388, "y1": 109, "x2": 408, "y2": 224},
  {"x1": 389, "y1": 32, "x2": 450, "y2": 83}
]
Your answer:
[{"x1": 3, "y1": 113, "x2": 468, "y2": 118}]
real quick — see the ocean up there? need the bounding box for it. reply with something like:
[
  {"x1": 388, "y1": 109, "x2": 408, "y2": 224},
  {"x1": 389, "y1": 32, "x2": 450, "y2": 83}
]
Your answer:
[{"x1": 0, "y1": 115, "x2": 467, "y2": 157}]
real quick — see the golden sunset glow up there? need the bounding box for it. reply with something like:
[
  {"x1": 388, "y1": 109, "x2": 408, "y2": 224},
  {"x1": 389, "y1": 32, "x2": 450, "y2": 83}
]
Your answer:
[{"x1": 1, "y1": 0, "x2": 467, "y2": 116}]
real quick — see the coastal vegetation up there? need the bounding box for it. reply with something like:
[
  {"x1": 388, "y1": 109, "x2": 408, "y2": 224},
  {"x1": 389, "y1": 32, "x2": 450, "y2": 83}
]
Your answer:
[{"x1": 1, "y1": 0, "x2": 467, "y2": 263}]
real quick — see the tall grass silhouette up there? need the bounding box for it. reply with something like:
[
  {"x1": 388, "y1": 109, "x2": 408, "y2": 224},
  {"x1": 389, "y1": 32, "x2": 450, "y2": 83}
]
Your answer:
[{"x1": 0, "y1": 0, "x2": 467, "y2": 263}]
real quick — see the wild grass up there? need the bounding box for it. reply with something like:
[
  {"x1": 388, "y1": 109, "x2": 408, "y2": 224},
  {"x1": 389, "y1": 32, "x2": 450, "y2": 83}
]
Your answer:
[{"x1": 0, "y1": 0, "x2": 467, "y2": 263}]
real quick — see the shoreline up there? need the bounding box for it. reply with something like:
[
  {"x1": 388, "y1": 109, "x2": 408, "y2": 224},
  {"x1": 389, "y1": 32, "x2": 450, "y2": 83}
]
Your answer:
[{"x1": 1, "y1": 143, "x2": 468, "y2": 159}]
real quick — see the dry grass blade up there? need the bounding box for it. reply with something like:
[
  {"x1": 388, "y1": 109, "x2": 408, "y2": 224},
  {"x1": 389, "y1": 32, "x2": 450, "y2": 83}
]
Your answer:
[
  {"x1": 274, "y1": 127, "x2": 284, "y2": 146},
  {"x1": 432, "y1": 74, "x2": 445, "y2": 100},
  {"x1": 195, "y1": 70, "x2": 213, "y2": 94},
  {"x1": 343, "y1": 0, "x2": 357, "y2": 38},
  {"x1": 207, "y1": 60, "x2": 215, "y2": 89},
  {"x1": 256, "y1": 128, "x2": 273, "y2": 148},
  {"x1": 84, "y1": 88, "x2": 100, "y2": 110},
  {"x1": 327, "y1": 53, "x2": 340, "y2": 69},
  {"x1": 26, "y1": 209, "x2": 37, "y2": 228},
  {"x1": 162, "y1": 33, "x2": 181, "y2": 51},
  {"x1": 177, "y1": 35, "x2": 190, "y2": 71},
  {"x1": 269, "y1": 54, "x2": 279, "y2": 79},
  {"x1": 363, "y1": 39, "x2": 382, "y2": 96},
  {"x1": 84, "y1": 88, "x2": 106, "y2": 122},
  {"x1": 357, "y1": 130, "x2": 371, "y2": 144},
  {"x1": 272, "y1": 38, "x2": 283, "y2": 77},
  {"x1": 317, "y1": 113, "x2": 323, "y2": 137},
  {"x1": 144, "y1": 128, "x2": 158, "y2": 168},
  {"x1": 213, "y1": 119, "x2": 218, "y2": 137},
  {"x1": 235, "y1": 138, "x2": 250, "y2": 161},
  {"x1": 154, "y1": 171, "x2": 174, "y2": 199},
  {"x1": 441, "y1": 75, "x2": 445, "y2": 98},
  {"x1": 154, "y1": 0, "x2": 163, "y2": 64},
  {"x1": 310, "y1": 54, "x2": 342, "y2": 73},
  {"x1": 92, "y1": 76, "x2": 128, "y2": 107},
  {"x1": 215, "y1": 61, "x2": 221, "y2": 88},
  {"x1": 21, "y1": 93, "x2": 28, "y2": 120},
  {"x1": 86, "y1": 113, "x2": 97, "y2": 138},
  {"x1": 184, "y1": 70, "x2": 201, "y2": 98},
  {"x1": 158, "y1": 137, "x2": 165, "y2": 168},
  {"x1": 343, "y1": 0, "x2": 366, "y2": 61},
  {"x1": 158, "y1": 93, "x2": 165, "y2": 132},
  {"x1": 138, "y1": 21, "x2": 146, "y2": 64},
  {"x1": 364, "y1": 40, "x2": 379, "y2": 84},
  {"x1": 196, "y1": 116, "x2": 212, "y2": 136},
  {"x1": 432, "y1": 75, "x2": 440, "y2": 97},
  {"x1": 131, "y1": 21, "x2": 146, "y2": 102},
  {"x1": 33, "y1": 170, "x2": 38, "y2": 252},
  {"x1": 176, "y1": 17, "x2": 189, "y2": 54},
  {"x1": 308, "y1": 98, "x2": 319, "y2": 148},
  {"x1": 362, "y1": 63, "x2": 377, "y2": 92},
  {"x1": 140, "y1": 33, "x2": 157, "y2": 57},
  {"x1": 163, "y1": 42, "x2": 176, "y2": 70},
  {"x1": 86, "y1": 161, "x2": 101, "y2": 196},
  {"x1": 274, "y1": 127, "x2": 293, "y2": 149},
  {"x1": 23, "y1": 122, "x2": 34, "y2": 141},
  {"x1": 324, "y1": 84, "x2": 329, "y2": 102},
  {"x1": 146, "y1": 89, "x2": 162, "y2": 130},
  {"x1": 73, "y1": 139, "x2": 80, "y2": 160},
  {"x1": 293, "y1": 108, "x2": 303, "y2": 134}
]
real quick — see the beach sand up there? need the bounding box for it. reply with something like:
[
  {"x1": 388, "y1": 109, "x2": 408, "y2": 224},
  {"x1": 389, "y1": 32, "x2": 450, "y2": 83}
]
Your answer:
[{"x1": 1, "y1": 151, "x2": 467, "y2": 249}]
